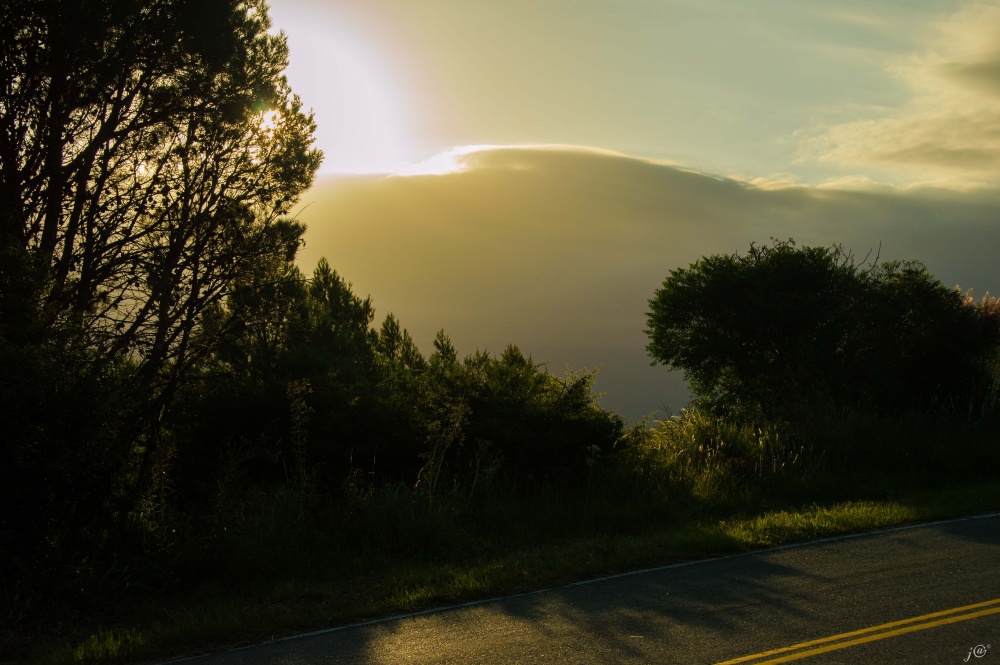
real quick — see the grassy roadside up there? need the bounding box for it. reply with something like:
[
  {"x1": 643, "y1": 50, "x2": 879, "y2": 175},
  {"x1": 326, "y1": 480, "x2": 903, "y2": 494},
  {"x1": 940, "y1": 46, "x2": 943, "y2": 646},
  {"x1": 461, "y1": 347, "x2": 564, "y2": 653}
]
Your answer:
[{"x1": 23, "y1": 480, "x2": 1000, "y2": 665}]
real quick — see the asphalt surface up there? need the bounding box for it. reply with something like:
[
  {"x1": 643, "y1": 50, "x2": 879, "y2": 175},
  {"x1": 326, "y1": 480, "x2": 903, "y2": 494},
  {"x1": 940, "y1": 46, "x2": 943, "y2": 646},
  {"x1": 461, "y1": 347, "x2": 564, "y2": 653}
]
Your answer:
[{"x1": 174, "y1": 514, "x2": 1000, "y2": 664}]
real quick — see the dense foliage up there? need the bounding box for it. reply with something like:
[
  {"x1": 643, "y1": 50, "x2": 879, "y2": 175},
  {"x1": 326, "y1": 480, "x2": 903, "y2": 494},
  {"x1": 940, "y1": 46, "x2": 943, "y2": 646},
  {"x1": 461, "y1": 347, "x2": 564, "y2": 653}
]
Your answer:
[
  {"x1": 646, "y1": 239, "x2": 1000, "y2": 421},
  {"x1": 171, "y1": 259, "x2": 625, "y2": 512},
  {"x1": 1, "y1": 0, "x2": 327, "y2": 591}
]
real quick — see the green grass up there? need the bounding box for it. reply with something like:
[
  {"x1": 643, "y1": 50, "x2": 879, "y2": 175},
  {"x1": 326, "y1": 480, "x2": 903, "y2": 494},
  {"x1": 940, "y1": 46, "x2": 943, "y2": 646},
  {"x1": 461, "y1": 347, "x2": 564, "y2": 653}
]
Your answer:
[{"x1": 21, "y1": 481, "x2": 1000, "y2": 665}]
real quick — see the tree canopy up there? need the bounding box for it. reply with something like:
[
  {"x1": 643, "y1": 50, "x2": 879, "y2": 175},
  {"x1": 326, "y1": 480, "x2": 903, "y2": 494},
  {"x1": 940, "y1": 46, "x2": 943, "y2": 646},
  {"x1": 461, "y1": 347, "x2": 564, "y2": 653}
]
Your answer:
[
  {"x1": 646, "y1": 239, "x2": 1000, "y2": 419},
  {"x1": 1, "y1": 0, "x2": 320, "y2": 368},
  {"x1": 1, "y1": 0, "x2": 321, "y2": 578}
]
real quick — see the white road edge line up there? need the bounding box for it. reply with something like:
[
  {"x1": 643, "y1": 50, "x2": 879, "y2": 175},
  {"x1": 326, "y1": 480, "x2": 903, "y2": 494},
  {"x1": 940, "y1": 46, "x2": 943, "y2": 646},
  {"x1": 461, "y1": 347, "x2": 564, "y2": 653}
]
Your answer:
[{"x1": 165, "y1": 511, "x2": 1000, "y2": 663}]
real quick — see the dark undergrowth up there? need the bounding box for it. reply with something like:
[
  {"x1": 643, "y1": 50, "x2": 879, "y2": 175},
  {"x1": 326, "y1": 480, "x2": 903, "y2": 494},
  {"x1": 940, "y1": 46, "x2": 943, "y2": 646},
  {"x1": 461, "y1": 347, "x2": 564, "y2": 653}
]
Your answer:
[{"x1": 9, "y1": 402, "x2": 1000, "y2": 665}]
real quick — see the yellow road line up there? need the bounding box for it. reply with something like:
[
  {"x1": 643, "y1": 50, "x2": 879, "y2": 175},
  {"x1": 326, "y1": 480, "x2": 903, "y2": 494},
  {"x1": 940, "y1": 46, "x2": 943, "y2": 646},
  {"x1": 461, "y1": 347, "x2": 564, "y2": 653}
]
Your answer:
[{"x1": 715, "y1": 597, "x2": 1000, "y2": 665}]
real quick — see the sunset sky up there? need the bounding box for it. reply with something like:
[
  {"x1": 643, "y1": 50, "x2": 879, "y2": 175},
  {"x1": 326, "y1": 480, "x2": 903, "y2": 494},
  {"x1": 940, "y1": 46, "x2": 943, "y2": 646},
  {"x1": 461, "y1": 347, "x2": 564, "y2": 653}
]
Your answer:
[{"x1": 265, "y1": 0, "x2": 1000, "y2": 420}]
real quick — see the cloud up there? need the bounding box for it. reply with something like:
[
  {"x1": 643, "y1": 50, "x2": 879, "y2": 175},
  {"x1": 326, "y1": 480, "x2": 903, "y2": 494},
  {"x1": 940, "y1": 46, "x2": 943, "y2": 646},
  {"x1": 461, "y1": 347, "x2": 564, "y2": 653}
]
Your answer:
[
  {"x1": 293, "y1": 145, "x2": 1000, "y2": 421},
  {"x1": 805, "y1": 1, "x2": 1000, "y2": 186}
]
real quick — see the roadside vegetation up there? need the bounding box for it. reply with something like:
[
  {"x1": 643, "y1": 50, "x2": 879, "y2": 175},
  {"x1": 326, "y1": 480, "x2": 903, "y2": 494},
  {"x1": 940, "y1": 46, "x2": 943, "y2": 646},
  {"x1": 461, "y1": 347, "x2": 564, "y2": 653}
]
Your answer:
[
  {"x1": 3, "y1": 2, "x2": 999, "y2": 664},
  {"x1": 8, "y1": 237, "x2": 1000, "y2": 665}
]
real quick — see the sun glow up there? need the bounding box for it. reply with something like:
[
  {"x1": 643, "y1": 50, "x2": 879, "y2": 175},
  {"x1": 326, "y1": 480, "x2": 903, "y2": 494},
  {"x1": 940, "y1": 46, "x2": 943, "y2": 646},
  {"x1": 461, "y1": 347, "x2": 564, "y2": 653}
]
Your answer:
[
  {"x1": 258, "y1": 109, "x2": 281, "y2": 133},
  {"x1": 391, "y1": 145, "x2": 505, "y2": 176},
  {"x1": 268, "y1": 7, "x2": 412, "y2": 174},
  {"x1": 389, "y1": 144, "x2": 684, "y2": 177}
]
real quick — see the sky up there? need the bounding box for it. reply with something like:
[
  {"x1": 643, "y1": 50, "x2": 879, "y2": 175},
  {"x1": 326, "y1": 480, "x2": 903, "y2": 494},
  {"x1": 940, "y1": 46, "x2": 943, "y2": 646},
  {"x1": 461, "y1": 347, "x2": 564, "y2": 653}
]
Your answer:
[{"x1": 265, "y1": 0, "x2": 1000, "y2": 421}]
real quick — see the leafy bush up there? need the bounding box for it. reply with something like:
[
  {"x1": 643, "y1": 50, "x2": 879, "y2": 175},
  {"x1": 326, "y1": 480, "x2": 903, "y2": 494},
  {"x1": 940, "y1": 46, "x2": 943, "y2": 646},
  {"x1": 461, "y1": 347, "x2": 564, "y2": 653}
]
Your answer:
[{"x1": 430, "y1": 344, "x2": 625, "y2": 488}]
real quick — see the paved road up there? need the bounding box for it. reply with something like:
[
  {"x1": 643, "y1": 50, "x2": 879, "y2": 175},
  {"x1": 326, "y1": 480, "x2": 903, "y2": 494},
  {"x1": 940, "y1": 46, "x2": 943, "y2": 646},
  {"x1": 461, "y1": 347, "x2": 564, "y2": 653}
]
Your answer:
[{"x1": 176, "y1": 514, "x2": 1000, "y2": 664}]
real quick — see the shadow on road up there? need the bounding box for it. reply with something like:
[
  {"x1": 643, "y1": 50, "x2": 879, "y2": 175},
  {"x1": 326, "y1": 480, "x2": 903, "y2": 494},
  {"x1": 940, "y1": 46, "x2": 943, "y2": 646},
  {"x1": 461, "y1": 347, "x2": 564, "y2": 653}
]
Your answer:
[{"x1": 184, "y1": 514, "x2": 1000, "y2": 664}]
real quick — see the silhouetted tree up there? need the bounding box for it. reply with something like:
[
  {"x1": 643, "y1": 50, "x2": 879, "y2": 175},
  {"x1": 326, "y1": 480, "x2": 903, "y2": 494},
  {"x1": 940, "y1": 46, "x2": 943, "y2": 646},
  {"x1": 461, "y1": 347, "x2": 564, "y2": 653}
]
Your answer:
[
  {"x1": 0, "y1": 0, "x2": 320, "y2": 576},
  {"x1": 646, "y1": 239, "x2": 999, "y2": 420}
]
